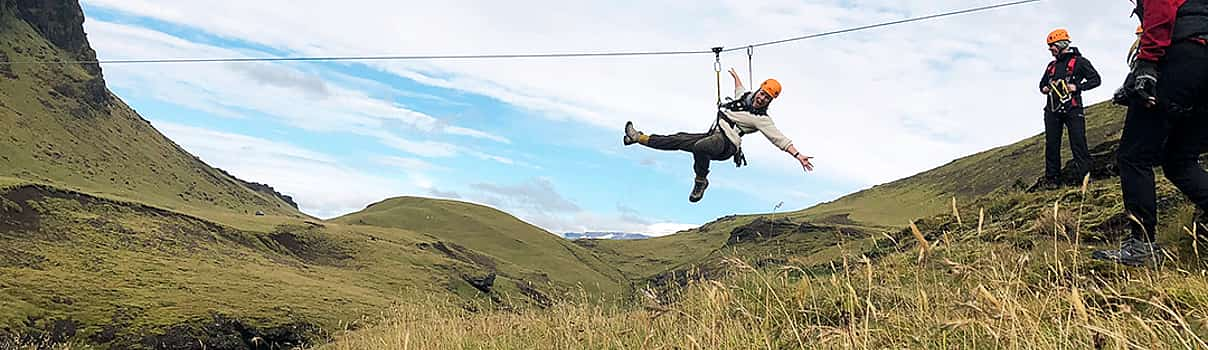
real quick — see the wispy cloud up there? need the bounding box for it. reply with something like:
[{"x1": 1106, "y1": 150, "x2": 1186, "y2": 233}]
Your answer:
[
  {"x1": 376, "y1": 156, "x2": 443, "y2": 172},
  {"x1": 153, "y1": 121, "x2": 421, "y2": 218},
  {"x1": 469, "y1": 178, "x2": 580, "y2": 213}
]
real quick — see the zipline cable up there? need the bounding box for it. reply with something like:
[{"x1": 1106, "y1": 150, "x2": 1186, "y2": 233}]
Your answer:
[
  {"x1": 0, "y1": 0, "x2": 1041, "y2": 65},
  {"x1": 720, "y1": 0, "x2": 1041, "y2": 52}
]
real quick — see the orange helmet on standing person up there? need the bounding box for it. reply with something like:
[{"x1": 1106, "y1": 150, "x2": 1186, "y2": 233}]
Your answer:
[{"x1": 1047, "y1": 29, "x2": 1071, "y2": 44}]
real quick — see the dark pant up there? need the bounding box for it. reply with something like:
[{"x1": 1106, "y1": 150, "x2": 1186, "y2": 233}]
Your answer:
[
  {"x1": 645, "y1": 132, "x2": 735, "y2": 178},
  {"x1": 1044, "y1": 109, "x2": 1091, "y2": 181},
  {"x1": 1118, "y1": 41, "x2": 1208, "y2": 240}
]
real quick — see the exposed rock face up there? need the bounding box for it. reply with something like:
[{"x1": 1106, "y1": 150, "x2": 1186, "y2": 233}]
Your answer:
[
  {"x1": 217, "y1": 167, "x2": 301, "y2": 209},
  {"x1": 8, "y1": 0, "x2": 100, "y2": 74},
  {"x1": 4, "y1": 0, "x2": 110, "y2": 109},
  {"x1": 727, "y1": 217, "x2": 828, "y2": 244}
]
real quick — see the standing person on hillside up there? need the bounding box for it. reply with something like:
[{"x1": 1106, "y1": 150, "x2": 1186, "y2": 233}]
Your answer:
[
  {"x1": 1038, "y1": 29, "x2": 1102, "y2": 190},
  {"x1": 622, "y1": 68, "x2": 814, "y2": 203},
  {"x1": 1095, "y1": 0, "x2": 1208, "y2": 267}
]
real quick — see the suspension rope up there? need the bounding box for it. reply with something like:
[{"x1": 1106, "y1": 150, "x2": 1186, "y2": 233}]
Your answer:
[
  {"x1": 0, "y1": 0, "x2": 1042, "y2": 66},
  {"x1": 746, "y1": 46, "x2": 754, "y2": 88},
  {"x1": 712, "y1": 47, "x2": 723, "y2": 103}
]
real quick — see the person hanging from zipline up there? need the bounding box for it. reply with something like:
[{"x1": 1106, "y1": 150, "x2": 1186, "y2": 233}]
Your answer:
[{"x1": 622, "y1": 68, "x2": 814, "y2": 203}]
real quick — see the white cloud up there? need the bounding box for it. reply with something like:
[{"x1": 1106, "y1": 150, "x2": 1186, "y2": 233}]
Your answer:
[
  {"x1": 153, "y1": 121, "x2": 421, "y2": 218},
  {"x1": 645, "y1": 223, "x2": 699, "y2": 237},
  {"x1": 84, "y1": 20, "x2": 509, "y2": 148},
  {"x1": 449, "y1": 178, "x2": 699, "y2": 236},
  {"x1": 376, "y1": 156, "x2": 442, "y2": 172}
]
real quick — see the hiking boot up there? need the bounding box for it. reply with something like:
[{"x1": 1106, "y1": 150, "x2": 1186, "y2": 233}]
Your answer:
[
  {"x1": 1041, "y1": 177, "x2": 1061, "y2": 191},
  {"x1": 623, "y1": 121, "x2": 643, "y2": 146},
  {"x1": 1091, "y1": 237, "x2": 1164, "y2": 267},
  {"x1": 688, "y1": 177, "x2": 709, "y2": 203}
]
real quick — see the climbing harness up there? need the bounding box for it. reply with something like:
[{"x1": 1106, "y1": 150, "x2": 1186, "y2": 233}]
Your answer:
[{"x1": 1046, "y1": 56, "x2": 1079, "y2": 113}]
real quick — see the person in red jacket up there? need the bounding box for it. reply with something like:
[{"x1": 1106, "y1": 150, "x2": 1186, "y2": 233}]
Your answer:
[{"x1": 1094, "y1": 0, "x2": 1208, "y2": 266}]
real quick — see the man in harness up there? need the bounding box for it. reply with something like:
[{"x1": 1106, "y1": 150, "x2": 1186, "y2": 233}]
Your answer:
[
  {"x1": 1095, "y1": 0, "x2": 1208, "y2": 266},
  {"x1": 1038, "y1": 29, "x2": 1102, "y2": 190},
  {"x1": 622, "y1": 68, "x2": 814, "y2": 203}
]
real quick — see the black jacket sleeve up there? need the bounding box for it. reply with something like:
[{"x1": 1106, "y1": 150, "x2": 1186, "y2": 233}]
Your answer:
[
  {"x1": 1075, "y1": 57, "x2": 1102, "y2": 92},
  {"x1": 1039, "y1": 62, "x2": 1054, "y2": 92}
]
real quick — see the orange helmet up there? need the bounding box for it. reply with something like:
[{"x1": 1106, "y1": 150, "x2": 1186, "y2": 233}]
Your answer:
[
  {"x1": 760, "y1": 79, "x2": 781, "y2": 98},
  {"x1": 1136, "y1": 25, "x2": 1144, "y2": 35},
  {"x1": 1047, "y1": 29, "x2": 1071, "y2": 45}
]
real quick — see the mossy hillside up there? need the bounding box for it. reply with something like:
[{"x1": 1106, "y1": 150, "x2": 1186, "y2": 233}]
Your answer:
[
  {"x1": 333, "y1": 196, "x2": 631, "y2": 298},
  {"x1": 0, "y1": 7, "x2": 301, "y2": 220}
]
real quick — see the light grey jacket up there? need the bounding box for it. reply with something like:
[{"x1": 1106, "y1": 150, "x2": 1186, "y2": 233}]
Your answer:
[{"x1": 715, "y1": 87, "x2": 794, "y2": 152}]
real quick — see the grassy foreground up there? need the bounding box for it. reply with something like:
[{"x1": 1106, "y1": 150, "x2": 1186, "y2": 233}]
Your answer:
[{"x1": 323, "y1": 179, "x2": 1208, "y2": 350}]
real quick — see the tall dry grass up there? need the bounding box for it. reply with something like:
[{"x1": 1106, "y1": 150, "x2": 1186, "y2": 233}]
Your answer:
[{"x1": 326, "y1": 177, "x2": 1208, "y2": 349}]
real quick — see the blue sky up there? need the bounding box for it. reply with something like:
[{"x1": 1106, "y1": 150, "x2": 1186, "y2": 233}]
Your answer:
[{"x1": 77, "y1": 0, "x2": 1137, "y2": 235}]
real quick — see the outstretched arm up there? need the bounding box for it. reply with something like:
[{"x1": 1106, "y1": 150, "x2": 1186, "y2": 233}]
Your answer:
[
  {"x1": 728, "y1": 68, "x2": 744, "y2": 92},
  {"x1": 786, "y1": 144, "x2": 814, "y2": 172}
]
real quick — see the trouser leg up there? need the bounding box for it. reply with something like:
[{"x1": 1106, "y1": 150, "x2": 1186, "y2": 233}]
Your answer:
[
  {"x1": 1064, "y1": 109, "x2": 1091, "y2": 181},
  {"x1": 1044, "y1": 111, "x2": 1065, "y2": 180},
  {"x1": 1159, "y1": 42, "x2": 1208, "y2": 231},
  {"x1": 689, "y1": 133, "x2": 735, "y2": 178}
]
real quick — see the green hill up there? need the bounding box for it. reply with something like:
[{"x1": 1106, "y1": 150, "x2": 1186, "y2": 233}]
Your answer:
[
  {"x1": 332, "y1": 197, "x2": 629, "y2": 298},
  {"x1": 0, "y1": 0, "x2": 301, "y2": 220},
  {"x1": 796, "y1": 102, "x2": 1128, "y2": 228}
]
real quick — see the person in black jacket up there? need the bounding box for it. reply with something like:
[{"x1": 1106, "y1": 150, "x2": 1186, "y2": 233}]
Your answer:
[
  {"x1": 1094, "y1": 0, "x2": 1208, "y2": 267},
  {"x1": 1038, "y1": 29, "x2": 1102, "y2": 190}
]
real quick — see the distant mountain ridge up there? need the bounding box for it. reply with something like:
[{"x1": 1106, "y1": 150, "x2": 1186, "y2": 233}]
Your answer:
[{"x1": 561, "y1": 232, "x2": 652, "y2": 240}]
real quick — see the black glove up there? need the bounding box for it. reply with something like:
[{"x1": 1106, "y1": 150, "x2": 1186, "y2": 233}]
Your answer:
[
  {"x1": 1113, "y1": 86, "x2": 1132, "y2": 106},
  {"x1": 1132, "y1": 60, "x2": 1159, "y2": 107}
]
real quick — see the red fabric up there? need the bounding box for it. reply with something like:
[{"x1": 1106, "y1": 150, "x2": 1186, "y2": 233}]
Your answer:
[{"x1": 1138, "y1": 0, "x2": 1188, "y2": 61}]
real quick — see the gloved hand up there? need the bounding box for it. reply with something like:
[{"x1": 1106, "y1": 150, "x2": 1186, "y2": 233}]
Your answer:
[
  {"x1": 1112, "y1": 86, "x2": 1132, "y2": 106},
  {"x1": 1132, "y1": 60, "x2": 1159, "y2": 108}
]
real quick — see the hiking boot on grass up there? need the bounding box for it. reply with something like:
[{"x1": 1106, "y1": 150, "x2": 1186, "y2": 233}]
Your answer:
[{"x1": 1091, "y1": 237, "x2": 1164, "y2": 267}]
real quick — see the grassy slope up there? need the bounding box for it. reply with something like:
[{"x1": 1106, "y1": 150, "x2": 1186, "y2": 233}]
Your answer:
[
  {"x1": 795, "y1": 103, "x2": 1127, "y2": 227},
  {"x1": 332, "y1": 197, "x2": 630, "y2": 298},
  {"x1": 0, "y1": 183, "x2": 473, "y2": 347},
  {"x1": 328, "y1": 183, "x2": 1208, "y2": 349},
  {"x1": 0, "y1": 11, "x2": 300, "y2": 219}
]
